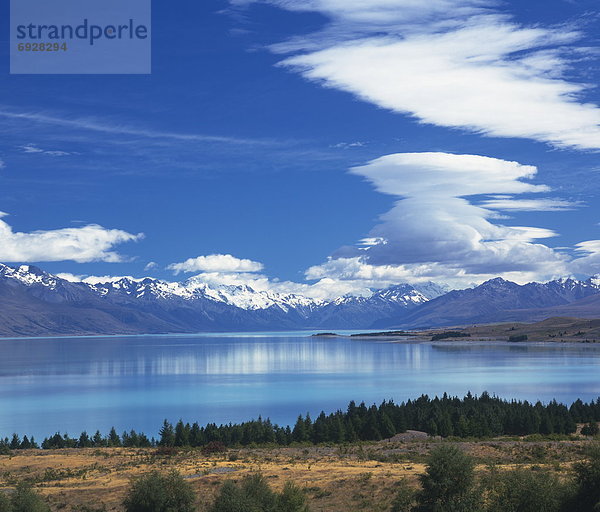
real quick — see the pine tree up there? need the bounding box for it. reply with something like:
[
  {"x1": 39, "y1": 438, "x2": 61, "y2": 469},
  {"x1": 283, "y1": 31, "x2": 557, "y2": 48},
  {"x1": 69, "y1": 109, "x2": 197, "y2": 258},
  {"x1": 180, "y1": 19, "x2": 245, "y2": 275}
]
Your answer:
[
  {"x1": 174, "y1": 420, "x2": 190, "y2": 447},
  {"x1": 78, "y1": 431, "x2": 92, "y2": 448},
  {"x1": 10, "y1": 434, "x2": 20, "y2": 450},
  {"x1": 292, "y1": 415, "x2": 308, "y2": 443},
  {"x1": 190, "y1": 422, "x2": 202, "y2": 446},
  {"x1": 108, "y1": 427, "x2": 122, "y2": 447},
  {"x1": 456, "y1": 415, "x2": 470, "y2": 437},
  {"x1": 312, "y1": 412, "x2": 329, "y2": 444},
  {"x1": 159, "y1": 420, "x2": 175, "y2": 447},
  {"x1": 380, "y1": 412, "x2": 396, "y2": 439},
  {"x1": 332, "y1": 416, "x2": 346, "y2": 443},
  {"x1": 362, "y1": 409, "x2": 382, "y2": 441},
  {"x1": 438, "y1": 414, "x2": 454, "y2": 438},
  {"x1": 92, "y1": 430, "x2": 104, "y2": 447}
]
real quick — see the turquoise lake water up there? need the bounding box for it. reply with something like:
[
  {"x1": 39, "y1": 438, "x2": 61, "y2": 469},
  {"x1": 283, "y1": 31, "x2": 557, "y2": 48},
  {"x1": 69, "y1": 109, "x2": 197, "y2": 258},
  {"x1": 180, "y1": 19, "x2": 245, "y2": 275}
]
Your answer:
[{"x1": 1, "y1": 332, "x2": 600, "y2": 439}]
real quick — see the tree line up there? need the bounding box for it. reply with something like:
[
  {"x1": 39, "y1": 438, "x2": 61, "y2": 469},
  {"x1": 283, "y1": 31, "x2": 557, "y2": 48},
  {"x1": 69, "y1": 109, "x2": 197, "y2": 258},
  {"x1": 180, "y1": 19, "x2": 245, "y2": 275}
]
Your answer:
[{"x1": 3, "y1": 392, "x2": 600, "y2": 451}]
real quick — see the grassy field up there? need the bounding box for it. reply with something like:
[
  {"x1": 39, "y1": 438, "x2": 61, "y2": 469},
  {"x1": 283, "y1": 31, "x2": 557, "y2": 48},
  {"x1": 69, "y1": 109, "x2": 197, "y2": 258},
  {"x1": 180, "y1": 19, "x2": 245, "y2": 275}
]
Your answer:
[
  {"x1": 0, "y1": 433, "x2": 595, "y2": 511},
  {"x1": 435, "y1": 317, "x2": 600, "y2": 342}
]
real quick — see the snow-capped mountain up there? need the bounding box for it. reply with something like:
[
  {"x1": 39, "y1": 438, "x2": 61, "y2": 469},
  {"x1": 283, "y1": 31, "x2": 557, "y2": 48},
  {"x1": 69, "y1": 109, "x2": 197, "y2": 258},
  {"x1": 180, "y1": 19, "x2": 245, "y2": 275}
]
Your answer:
[
  {"x1": 376, "y1": 276, "x2": 600, "y2": 329},
  {"x1": 0, "y1": 263, "x2": 434, "y2": 336},
  {"x1": 0, "y1": 264, "x2": 60, "y2": 288},
  {"x1": 88, "y1": 275, "x2": 323, "y2": 313},
  {"x1": 2, "y1": 262, "x2": 600, "y2": 337}
]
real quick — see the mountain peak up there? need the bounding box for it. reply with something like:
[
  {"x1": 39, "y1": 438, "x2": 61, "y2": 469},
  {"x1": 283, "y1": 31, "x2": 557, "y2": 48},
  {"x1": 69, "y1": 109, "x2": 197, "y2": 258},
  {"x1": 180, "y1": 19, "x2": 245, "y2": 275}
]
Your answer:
[
  {"x1": 0, "y1": 263, "x2": 58, "y2": 288},
  {"x1": 477, "y1": 277, "x2": 517, "y2": 289}
]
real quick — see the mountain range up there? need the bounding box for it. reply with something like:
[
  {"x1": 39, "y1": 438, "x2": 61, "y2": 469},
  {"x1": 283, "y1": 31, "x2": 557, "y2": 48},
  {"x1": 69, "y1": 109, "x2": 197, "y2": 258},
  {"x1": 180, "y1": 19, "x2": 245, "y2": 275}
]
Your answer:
[
  {"x1": 1, "y1": 262, "x2": 600, "y2": 337},
  {"x1": 377, "y1": 276, "x2": 600, "y2": 329}
]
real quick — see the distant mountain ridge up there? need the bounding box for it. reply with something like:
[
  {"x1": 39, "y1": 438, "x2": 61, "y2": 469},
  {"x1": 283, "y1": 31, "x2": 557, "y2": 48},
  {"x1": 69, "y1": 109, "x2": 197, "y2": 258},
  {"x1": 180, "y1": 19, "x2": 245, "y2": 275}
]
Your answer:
[
  {"x1": 2, "y1": 263, "x2": 600, "y2": 337},
  {"x1": 376, "y1": 276, "x2": 600, "y2": 329},
  {"x1": 0, "y1": 263, "x2": 444, "y2": 336}
]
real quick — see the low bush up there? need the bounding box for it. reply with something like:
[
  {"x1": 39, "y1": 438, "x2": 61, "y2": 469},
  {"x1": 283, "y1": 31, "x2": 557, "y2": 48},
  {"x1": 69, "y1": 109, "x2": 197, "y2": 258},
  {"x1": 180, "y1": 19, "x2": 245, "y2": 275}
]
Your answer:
[
  {"x1": 482, "y1": 467, "x2": 566, "y2": 512},
  {"x1": 123, "y1": 471, "x2": 195, "y2": 512},
  {"x1": 209, "y1": 474, "x2": 309, "y2": 512},
  {"x1": 3, "y1": 483, "x2": 51, "y2": 512}
]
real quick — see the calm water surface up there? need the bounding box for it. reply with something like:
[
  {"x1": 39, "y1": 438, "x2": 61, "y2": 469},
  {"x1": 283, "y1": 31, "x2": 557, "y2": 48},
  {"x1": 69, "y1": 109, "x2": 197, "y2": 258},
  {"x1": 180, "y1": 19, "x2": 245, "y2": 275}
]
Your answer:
[{"x1": 1, "y1": 332, "x2": 600, "y2": 439}]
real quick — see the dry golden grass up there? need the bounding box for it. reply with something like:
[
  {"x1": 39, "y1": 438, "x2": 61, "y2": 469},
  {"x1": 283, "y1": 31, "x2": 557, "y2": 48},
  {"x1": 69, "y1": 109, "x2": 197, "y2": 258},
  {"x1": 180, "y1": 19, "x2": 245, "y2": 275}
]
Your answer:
[{"x1": 0, "y1": 437, "x2": 592, "y2": 511}]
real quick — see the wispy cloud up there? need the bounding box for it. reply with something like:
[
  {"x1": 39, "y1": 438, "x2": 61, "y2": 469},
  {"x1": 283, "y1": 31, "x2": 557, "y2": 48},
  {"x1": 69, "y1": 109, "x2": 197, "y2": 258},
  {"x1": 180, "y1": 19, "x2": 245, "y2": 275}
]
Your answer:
[
  {"x1": 331, "y1": 141, "x2": 367, "y2": 149},
  {"x1": 19, "y1": 144, "x2": 71, "y2": 156},
  {"x1": 236, "y1": 0, "x2": 600, "y2": 150},
  {"x1": 0, "y1": 108, "x2": 270, "y2": 146},
  {"x1": 479, "y1": 197, "x2": 580, "y2": 211}
]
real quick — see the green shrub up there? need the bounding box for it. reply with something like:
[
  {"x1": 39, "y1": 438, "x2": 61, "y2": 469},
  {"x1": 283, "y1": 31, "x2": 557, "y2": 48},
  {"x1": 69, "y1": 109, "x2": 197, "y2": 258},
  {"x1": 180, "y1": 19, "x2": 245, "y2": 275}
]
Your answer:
[
  {"x1": 209, "y1": 480, "x2": 258, "y2": 512},
  {"x1": 482, "y1": 468, "x2": 566, "y2": 512},
  {"x1": 240, "y1": 474, "x2": 276, "y2": 511},
  {"x1": 414, "y1": 445, "x2": 481, "y2": 512},
  {"x1": 10, "y1": 483, "x2": 50, "y2": 512},
  {"x1": 582, "y1": 423, "x2": 600, "y2": 437},
  {"x1": 276, "y1": 481, "x2": 309, "y2": 512},
  {"x1": 0, "y1": 492, "x2": 12, "y2": 512},
  {"x1": 390, "y1": 479, "x2": 415, "y2": 512},
  {"x1": 567, "y1": 444, "x2": 600, "y2": 512},
  {"x1": 123, "y1": 471, "x2": 195, "y2": 512},
  {"x1": 210, "y1": 474, "x2": 309, "y2": 512}
]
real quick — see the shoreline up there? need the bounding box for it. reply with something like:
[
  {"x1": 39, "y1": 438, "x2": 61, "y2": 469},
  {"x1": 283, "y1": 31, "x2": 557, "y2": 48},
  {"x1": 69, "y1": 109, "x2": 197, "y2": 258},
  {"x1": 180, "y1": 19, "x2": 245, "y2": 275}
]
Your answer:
[{"x1": 2, "y1": 316, "x2": 600, "y2": 343}]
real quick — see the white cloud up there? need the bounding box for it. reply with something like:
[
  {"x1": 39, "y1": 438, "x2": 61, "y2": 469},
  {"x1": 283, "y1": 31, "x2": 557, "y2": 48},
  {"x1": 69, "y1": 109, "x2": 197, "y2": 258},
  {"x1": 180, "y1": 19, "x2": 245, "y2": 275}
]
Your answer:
[
  {"x1": 144, "y1": 261, "x2": 158, "y2": 271},
  {"x1": 240, "y1": 0, "x2": 600, "y2": 150},
  {"x1": 166, "y1": 150, "x2": 577, "y2": 292},
  {"x1": 54, "y1": 264, "x2": 373, "y2": 300},
  {"x1": 303, "y1": 152, "x2": 572, "y2": 286},
  {"x1": 167, "y1": 254, "x2": 264, "y2": 274},
  {"x1": 331, "y1": 141, "x2": 366, "y2": 149},
  {"x1": 350, "y1": 152, "x2": 546, "y2": 196},
  {"x1": 20, "y1": 144, "x2": 71, "y2": 156},
  {"x1": 183, "y1": 269, "x2": 372, "y2": 300},
  {"x1": 570, "y1": 240, "x2": 600, "y2": 276},
  {"x1": 165, "y1": 253, "x2": 374, "y2": 299},
  {"x1": 575, "y1": 240, "x2": 600, "y2": 254},
  {"x1": 0, "y1": 212, "x2": 142, "y2": 263},
  {"x1": 479, "y1": 198, "x2": 579, "y2": 211},
  {"x1": 56, "y1": 273, "x2": 146, "y2": 284},
  {"x1": 232, "y1": 0, "x2": 491, "y2": 27},
  {"x1": 160, "y1": 152, "x2": 596, "y2": 291},
  {"x1": 305, "y1": 255, "x2": 566, "y2": 290},
  {"x1": 55, "y1": 272, "x2": 85, "y2": 282},
  {"x1": 20, "y1": 144, "x2": 44, "y2": 154},
  {"x1": 83, "y1": 275, "x2": 145, "y2": 285}
]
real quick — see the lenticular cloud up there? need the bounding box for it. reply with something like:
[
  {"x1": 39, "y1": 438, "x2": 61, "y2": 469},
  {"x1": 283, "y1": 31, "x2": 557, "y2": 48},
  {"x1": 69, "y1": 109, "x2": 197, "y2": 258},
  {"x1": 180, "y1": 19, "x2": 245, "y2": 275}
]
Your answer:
[{"x1": 305, "y1": 153, "x2": 570, "y2": 286}]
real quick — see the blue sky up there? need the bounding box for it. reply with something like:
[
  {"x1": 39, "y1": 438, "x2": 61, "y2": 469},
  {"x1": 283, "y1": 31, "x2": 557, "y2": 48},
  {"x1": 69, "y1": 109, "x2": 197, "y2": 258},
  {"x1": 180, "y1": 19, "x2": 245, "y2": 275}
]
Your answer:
[{"x1": 1, "y1": 0, "x2": 600, "y2": 297}]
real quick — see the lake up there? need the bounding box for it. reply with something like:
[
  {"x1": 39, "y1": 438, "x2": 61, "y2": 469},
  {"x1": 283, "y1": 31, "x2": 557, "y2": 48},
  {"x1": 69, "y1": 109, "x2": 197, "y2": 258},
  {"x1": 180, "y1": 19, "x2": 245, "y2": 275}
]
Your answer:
[{"x1": 1, "y1": 332, "x2": 600, "y2": 440}]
